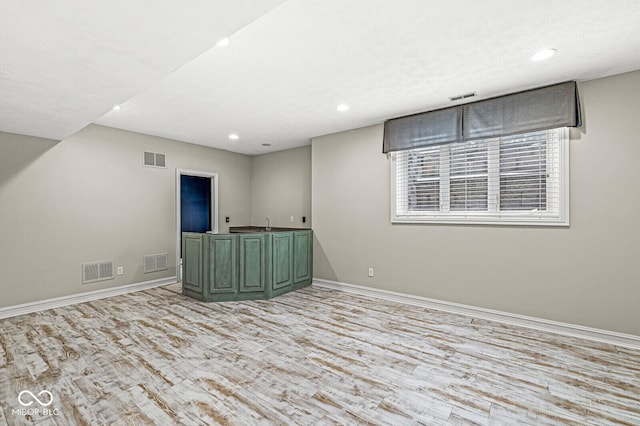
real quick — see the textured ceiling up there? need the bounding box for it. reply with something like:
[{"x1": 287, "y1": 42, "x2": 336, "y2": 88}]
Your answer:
[
  {"x1": 3, "y1": 0, "x2": 640, "y2": 155},
  {"x1": 0, "y1": 0, "x2": 285, "y2": 141}
]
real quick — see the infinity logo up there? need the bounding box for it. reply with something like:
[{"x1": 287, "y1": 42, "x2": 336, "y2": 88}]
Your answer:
[{"x1": 18, "y1": 390, "x2": 54, "y2": 407}]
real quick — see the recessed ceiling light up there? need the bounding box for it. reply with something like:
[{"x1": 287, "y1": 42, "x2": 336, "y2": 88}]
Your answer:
[
  {"x1": 216, "y1": 38, "x2": 230, "y2": 47},
  {"x1": 112, "y1": 105, "x2": 121, "y2": 111},
  {"x1": 228, "y1": 133, "x2": 239, "y2": 140},
  {"x1": 336, "y1": 103, "x2": 349, "y2": 112},
  {"x1": 531, "y1": 48, "x2": 557, "y2": 61},
  {"x1": 262, "y1": 143, "x2": 271, "y2": 147}
]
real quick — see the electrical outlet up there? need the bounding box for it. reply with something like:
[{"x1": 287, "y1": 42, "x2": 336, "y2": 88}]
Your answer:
[
  {"x1": 302, "y1": 216, "x2": 306, "y2": 223},
  {"x1": 368, "y1": 267, "x2": 374, "y2": 277},
  {"x1": 117, "y1": 267, "x2": 124, "y2": 276},
  {"x1": 290, "y1": 215, "x2": 294, "y2": 223},
  {"x1": 225, "y1": 216, "x2": 230, "y2": 223}
]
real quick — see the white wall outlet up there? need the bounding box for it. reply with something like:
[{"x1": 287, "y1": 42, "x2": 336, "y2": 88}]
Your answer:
[
  {"x1": 290, "y1": 215, "x2": 295, "y2": 223},
  {"x1": 117, "y1": 266, "x2": 124, "y2": 276},
  {"x1": 368, "y1": 267, "x2": 374, "y2": 277}
]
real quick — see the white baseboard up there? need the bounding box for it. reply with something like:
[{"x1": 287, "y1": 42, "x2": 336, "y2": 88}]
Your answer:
[
  {"x1": 0, "y1": 276, "x2": 177, "y2": 320},
  {"x1": 312, "y1": 278, "x2": 640, "y2": 350}
]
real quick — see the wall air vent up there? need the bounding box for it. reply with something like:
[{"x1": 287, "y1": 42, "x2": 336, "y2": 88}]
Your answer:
[
  {"x1": 449, "y1": 92, "x2": 477, "y2": 101},
  {"x1": 82, "y1": 260, "x2": 114, "y2": 284},
  {"x1": 144, "y1": 253, "x2": 169, "y2": 274},
  {"x1": 143, "y1": 151, "x2": 166, "y2": 168}
]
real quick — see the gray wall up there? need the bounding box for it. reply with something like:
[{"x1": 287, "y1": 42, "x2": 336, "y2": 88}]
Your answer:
[
  {"x1": 0, "y1": 124, "x2": 252, "y2": 308},
  {"x1": 250, "y1": 145, "x2": 312, "y2": 228},
  {"x1": 312, "y1": 70, "x2": 640, "y2": 336},
  {"x1": 3, "y1": 70, "x2": 639, "y2": 336}
]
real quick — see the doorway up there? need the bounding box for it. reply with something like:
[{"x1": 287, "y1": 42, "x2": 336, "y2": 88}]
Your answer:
[
  {"x1": 176, "y1": 169, "x2": 218, "y2": 282},
  {"x1": 181, "y1": 175, "x2": 211, "y2": 235}
]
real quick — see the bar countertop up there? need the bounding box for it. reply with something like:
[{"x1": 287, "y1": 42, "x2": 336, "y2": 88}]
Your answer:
[{"x1": 227, "y1": 226, "x2": 310, "y2": 234}]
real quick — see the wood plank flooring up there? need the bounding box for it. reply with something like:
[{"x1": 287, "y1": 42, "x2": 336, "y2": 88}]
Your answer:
[{"x1": 0, "y1": 284, "x2": 639, "y2": 425}]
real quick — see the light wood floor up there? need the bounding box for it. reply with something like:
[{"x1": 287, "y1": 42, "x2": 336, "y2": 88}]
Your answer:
[{"x1": 1, "y1": 284, "x2": 638, "y2": 425}]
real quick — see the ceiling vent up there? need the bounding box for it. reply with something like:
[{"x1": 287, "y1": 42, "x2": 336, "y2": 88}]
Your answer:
[
  {"x1": 144, "y1": 253, "x2": 168, "y2": 274},
  {"x1": 143, "y1": 151, "x2": 166, "y2": 168},
  {"x1": 83, "y1": 260, "x2": 114, "y2": 284},
  {"x1": 449, "y1": 92, "x2": 477, "y2": 102}
]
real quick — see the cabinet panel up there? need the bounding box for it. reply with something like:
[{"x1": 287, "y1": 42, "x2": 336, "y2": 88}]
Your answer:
[
  {"x1": 182, "y1": 229, "x2": 312, "y2": 302},
  {"x1": 272, "y1": 232, "x2": 293, "y2": 290},
  {"x1": 206, "y1": 235, "x2": 237, "y2": 294},
  {"x1": 293, "y1": 231, "x2": 312, "y2": 284},
  {"x1": 182, "y1": 234, "x2": 203, "y2": 292},
  {"x1": 239, "y1": 235, "x2": 265, "y2": 293}
]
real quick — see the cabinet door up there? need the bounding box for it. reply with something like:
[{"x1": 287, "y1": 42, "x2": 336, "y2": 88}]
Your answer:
[
  {"x1": 182, "y1": 233, "x2": 203, "y2": 292},
  {"x1": 293, "y1": 231, "x2": 312, "y2": 285},
  {"x1": 271, "y1": 232, "x2": 293, "y2": 290},
  {"x1": 239, "y1": 234, "x2": 265, "y2": 293},
  {"x1": 205, "y1": 234, "x2": 237, "y2": 294}
]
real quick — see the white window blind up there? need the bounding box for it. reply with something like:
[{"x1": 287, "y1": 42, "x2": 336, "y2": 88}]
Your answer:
[{"x1": 392, "y1": 128, "x2": 569, "y2": 226}]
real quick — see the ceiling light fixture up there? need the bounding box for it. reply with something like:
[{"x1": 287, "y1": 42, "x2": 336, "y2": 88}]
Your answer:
[
  {"x1": 531, "y1": 48, "x2": 557, "y2": 61},
  {"x1": 228, "y1": 133, "x2": 239, "y2": 140},
  {"x1": 216, "y1": 38, "x2": 230, "y2": 47},
  {"x1": 336, "y1": 103, "x2": 349, "y2": 112}
]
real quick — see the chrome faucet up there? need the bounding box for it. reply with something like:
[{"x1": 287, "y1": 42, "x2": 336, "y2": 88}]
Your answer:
[{"x1": 265, "y1": 217, "x2": 271, "y2": 232}]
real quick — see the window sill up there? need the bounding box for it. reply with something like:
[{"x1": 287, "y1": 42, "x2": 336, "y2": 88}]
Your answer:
[{"x1": 392, "y1": 214, "x2": 569, "y2": 227}]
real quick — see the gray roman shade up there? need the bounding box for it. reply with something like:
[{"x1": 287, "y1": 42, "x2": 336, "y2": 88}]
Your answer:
[
  {"x1": 383, "y1": 81, "x2": 581, "y2": 153},
  {"x1": 463, "y1": 81, "x2": 581, "y2": 140},
  {"x1": 382, "y1": 105, "x2": 462, "y2": 153}
]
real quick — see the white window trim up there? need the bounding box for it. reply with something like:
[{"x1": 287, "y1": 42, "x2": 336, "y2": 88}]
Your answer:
[{"x1": 390, "y1": 128, "x2": 570, "y2": 227}]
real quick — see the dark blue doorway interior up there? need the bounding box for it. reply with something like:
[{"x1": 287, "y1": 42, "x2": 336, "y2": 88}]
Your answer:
[{"x1": 180, "y1": 175, "x2": 211, "y2": 239}]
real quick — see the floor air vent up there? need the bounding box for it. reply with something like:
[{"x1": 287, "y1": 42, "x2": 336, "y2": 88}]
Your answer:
[
  {"x1": 143, "y1": 151, "x2": 166, "y2": 168},
  {"x1": 83, "y1": 260, "x2": 114, "y2": 284},
  {"x1": 144, "y1": 253, "x2": 168, "y2": 274}
]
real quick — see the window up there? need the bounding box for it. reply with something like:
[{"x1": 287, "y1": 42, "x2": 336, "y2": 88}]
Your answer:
[{"x1": 391, "y1": 128, "x2": 569, "y2": 225}]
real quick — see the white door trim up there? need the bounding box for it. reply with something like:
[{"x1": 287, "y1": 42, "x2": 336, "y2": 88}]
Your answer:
[{"x1": 176, "y1": 169, "x2": 219, "y2": 282}]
